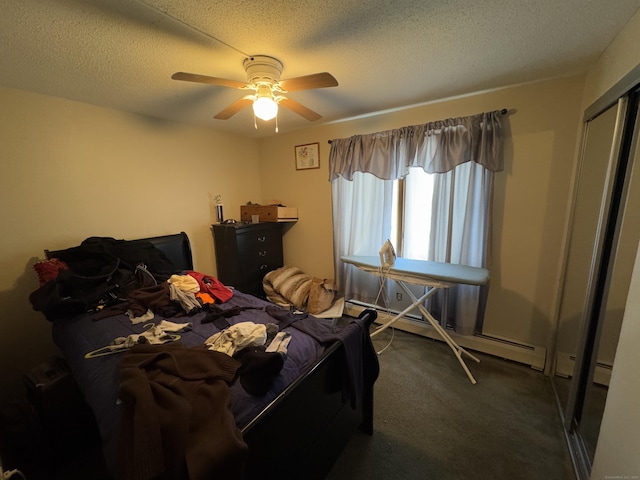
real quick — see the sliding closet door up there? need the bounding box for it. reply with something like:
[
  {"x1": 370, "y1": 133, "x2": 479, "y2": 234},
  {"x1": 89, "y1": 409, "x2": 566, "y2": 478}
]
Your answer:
[
  {"x1": 553, "y1": 86, "x2": 640, "y2": 480},
  {"x1": 577, "y1": 98, "x2": 640, "y2": 461},
  {"x1": 552, "y1": 97, "x2": 628, "y2": 479},
  {"x1": 553, "y1": 100, "x2": 625, "y2": 407}
]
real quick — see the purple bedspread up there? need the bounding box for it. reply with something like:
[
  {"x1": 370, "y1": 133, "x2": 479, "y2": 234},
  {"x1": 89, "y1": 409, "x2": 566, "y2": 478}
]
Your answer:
[{"x1": 51, "y1": 290, "x2": 334, "y2": 469}]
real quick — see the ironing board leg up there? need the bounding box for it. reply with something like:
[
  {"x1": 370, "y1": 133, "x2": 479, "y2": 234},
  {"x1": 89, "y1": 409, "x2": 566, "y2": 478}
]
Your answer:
[
  {"x1": 416, "y1": 303, "x2": 479, "y2": 384},
  {"x1": 401, "y1": 282, "x2": 480, "y2": 384},
  {"x1": 368, "y1": 280, "x2": 479, "y2": 384},
  {"x1": 369, "y1": 288, "x2": 438, "y2": 338}
]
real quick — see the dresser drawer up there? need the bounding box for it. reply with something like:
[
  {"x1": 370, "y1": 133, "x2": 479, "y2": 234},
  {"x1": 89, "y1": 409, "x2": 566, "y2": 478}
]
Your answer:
[
  {"x1": 237, "y1": 229, "x2": 282, "y2": 263},
  {"x1": 212, "y1": 222, "x2": 284, "y2": 298}
]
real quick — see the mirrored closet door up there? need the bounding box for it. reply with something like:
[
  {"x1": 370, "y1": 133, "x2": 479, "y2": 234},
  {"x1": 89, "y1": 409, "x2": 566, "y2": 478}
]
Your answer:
[{"x1": 553, "y1": 85, "x2": 640, "y2": 480}]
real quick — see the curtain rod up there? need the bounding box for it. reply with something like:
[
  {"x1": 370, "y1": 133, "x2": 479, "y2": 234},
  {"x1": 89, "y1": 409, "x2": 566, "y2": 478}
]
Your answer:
[{"x1": 327, "y1": 108, "x2": 509, "y2": 144}]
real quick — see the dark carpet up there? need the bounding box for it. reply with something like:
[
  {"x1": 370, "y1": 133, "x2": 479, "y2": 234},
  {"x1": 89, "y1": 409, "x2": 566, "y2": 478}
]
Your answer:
[{"x1": 327, "y1": 327, "x2": 576, "y2": 480}]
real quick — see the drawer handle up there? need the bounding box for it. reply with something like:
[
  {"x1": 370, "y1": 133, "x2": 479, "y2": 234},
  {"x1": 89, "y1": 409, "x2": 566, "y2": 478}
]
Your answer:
[
  {"x1": 257, "y1": 236, "x2": 266, "y2": 242},
  {"x1": 259, "y1": 250, "x2": 267, "y2": 256},
  {"x1": 259, "y1": 264, "x2": 268, "y2": 270}
]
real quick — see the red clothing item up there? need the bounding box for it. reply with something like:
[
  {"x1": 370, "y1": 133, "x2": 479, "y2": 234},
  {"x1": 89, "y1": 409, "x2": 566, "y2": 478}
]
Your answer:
[{"x1": 186, "y1": 270, "x2": 233, "y2": 303}]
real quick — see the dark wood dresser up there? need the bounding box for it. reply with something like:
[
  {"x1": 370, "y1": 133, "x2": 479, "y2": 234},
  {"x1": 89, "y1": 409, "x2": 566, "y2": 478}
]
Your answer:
[{"x1": 212, "y1": 222, "x2": 284, "y2": 299}]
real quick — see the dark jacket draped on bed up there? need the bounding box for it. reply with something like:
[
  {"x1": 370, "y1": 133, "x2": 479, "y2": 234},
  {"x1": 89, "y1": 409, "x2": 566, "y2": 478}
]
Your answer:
[{"x1": 116, "y1": 343, "x2": 247, "y2": 480}]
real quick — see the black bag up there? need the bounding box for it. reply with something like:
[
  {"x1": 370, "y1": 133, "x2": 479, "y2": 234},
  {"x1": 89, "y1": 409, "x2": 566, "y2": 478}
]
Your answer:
[
  {"x1": 29, "y1": 257, "x2": 121, "y2": 321},
  {"x1": 29, "y1": 281, "x2": 88, "y2": 322},
  {"x1": 30, "y1": 237, "x2": 176, "y2": 321}
]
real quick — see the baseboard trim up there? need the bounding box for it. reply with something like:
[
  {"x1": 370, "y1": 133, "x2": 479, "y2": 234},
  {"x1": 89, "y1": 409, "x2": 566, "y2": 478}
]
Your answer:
[
  {"x1": 345, "y1": 301, "x2": 547, "y2": 371},
  {"x1": 554, "y1": 351, "x2": 612, "y2": 387}
]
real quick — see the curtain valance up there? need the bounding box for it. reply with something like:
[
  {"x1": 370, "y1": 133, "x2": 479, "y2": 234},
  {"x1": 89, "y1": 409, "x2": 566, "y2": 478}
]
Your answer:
[{"x1": 328, "y1": 110, "x2": 504, "y2": 181}]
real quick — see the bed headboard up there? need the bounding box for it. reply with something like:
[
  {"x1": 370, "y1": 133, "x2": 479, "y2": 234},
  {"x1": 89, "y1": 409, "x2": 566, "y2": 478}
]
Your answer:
[
  {"x1": 45, "y1": 231, "x2": 193, "y2": 271},
  {"x1": 130, "y1": 232, "x2": 193, "y2": 271}
]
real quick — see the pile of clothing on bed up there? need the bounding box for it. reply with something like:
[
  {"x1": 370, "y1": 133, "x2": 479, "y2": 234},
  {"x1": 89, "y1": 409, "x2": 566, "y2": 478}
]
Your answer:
[
  {"x1": 29, "y1": 236, "x2": 232, "y2": 321},
  {"x1": 114, "y1": 307, "x2": 299, "y2": 480},
  {"x1": 111, "y1": 302, "x2": 374, "y2": 480}
]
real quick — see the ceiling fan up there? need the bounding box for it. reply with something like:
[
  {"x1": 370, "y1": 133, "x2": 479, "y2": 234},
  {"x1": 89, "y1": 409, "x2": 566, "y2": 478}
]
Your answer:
[{"x1": 171, "y1": 55, "x2": 338, "y2": 123}]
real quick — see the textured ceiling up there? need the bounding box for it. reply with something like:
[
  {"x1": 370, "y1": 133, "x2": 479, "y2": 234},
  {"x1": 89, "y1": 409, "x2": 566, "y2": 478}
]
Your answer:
[{"x1": 2, "y1": 0, "x2": 639, "y2": 138}]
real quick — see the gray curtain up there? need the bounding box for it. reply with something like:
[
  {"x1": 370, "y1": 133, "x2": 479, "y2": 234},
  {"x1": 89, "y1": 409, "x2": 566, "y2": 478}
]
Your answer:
[
  {"x1": 329, "y1": 111, "x2": 503, "y2": 181},
  {"x1": 330, "y1": 110, "x2": 503, "y2": 334}
]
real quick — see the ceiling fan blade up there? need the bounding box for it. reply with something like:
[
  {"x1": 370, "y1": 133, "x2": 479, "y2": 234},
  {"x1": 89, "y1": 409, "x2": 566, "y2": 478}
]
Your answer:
[
  {"x1": 172, "y1": 72, "x2": 249, "y2": 89},
  {"x1": 214, "y1": 96, "x2": 254, "y2": 120},
  {"x1": 279, "y1": 97, "x2": 322, "y2": 121},
  {"x1": 278, "y1": 72, "x2": 338, "y2": 92}
]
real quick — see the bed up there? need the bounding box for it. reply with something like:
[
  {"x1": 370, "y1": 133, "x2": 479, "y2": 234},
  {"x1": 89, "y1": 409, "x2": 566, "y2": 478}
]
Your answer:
[{"x1": 29, "y1": 232, "x2": 379, "y2": 480}]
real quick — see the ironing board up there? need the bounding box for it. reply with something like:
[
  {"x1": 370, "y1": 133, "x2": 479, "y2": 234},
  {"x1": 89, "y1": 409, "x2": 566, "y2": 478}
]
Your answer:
[{"x1": 341, "y1": 255, "x2": 490, "y2": 384}]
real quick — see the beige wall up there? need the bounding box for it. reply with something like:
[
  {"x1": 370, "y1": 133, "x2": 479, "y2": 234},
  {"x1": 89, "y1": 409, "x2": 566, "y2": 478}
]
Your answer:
[
  {"x1": 582, "y1": 10, "x2": 640, "y2": 110},
  {"x1": 0, "y1": 86, "x2": 261, "y2": 397},
  {"x1": 258, "y1": 75, "x2": 585, "y2": 350},
  {"x1": 584, "y1": 8, "x2": 640, "y2": 480}
]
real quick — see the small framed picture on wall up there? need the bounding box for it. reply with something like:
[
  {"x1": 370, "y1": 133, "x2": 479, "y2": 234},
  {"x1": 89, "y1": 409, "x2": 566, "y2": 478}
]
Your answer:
[{"x1": 294, "y1": 142, "x2": 320, "y2": 170}]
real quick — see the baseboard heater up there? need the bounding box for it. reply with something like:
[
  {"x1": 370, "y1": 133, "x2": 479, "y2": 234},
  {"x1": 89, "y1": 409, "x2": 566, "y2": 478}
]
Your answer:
[{"x1": 345, "y1": 300, "x2": 546, "y2": 371}]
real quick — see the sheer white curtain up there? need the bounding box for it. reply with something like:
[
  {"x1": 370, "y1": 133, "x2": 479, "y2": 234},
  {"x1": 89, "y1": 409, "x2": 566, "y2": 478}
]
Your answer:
[
  {"x1": 332, "y1": 172, "x2": 395, "y2": 305},
  {"x1": 427, "y1": 162, "x2": 493, "y2": 334},
  {"x1": 330, "y1": 110, "x2": 503, "y2": 334}
]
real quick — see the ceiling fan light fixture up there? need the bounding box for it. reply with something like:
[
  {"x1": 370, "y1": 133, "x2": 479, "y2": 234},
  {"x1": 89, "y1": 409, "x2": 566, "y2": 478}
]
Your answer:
[
  {"x1": 253, "y1": 94, "x2": 278, "y2": 121},
  {"x1": 172, "y1": 54, "x2": 337, "y2": 125}
]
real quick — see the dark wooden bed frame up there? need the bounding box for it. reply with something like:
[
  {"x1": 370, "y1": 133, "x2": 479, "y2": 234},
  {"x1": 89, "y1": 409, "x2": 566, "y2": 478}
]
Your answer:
[
  {"x1": 242, "y1": 324, "x2": 377, "y2": 479},
  {"x1": 48, "y1": 231, "x2": 378, "y2": 479}
]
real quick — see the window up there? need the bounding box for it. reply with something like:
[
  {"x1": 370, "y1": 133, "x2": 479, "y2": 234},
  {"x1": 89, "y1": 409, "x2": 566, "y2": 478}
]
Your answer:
[
  {"x1": 329, "y1": 110, "x2": 504, "y2": 334},
  {"x1": 391, "y1": 168, "x2": 435, "y2": 260}
]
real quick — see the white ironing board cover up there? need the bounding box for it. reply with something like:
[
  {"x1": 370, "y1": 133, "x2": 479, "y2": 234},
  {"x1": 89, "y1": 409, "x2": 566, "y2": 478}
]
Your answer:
[{"x1": 341, "y1": 255, "x2": 489, "y2": 287}]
